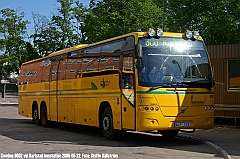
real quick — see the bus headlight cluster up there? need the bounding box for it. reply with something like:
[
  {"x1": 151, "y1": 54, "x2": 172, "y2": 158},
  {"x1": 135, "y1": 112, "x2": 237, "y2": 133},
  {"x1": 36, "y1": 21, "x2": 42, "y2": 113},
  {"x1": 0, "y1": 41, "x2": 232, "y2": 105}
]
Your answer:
[
  {"x1": 183, "y1": 30, "x2": 200, "y2": 40},
  {"x1": 193, "y1": 31, "x2": 200, "y2": 39},
  {"x1": 148, "y1": 28, "x2": 155, "y2": 37},
  {"x1": 185, "y1": 30, "x2": 192, "y2": 39},
  {"x1": 156, "y1": 28, "x2": 163, "y2": 36},
  {"x1": 147, "y1": 28, "x2": 164, "y2": 37},
  {"x1": 140, "y1": 106, "x2": 160, "y2": 111},
  {"x1": 204, "y1": 106, "x2": 214, "y2": 111}
]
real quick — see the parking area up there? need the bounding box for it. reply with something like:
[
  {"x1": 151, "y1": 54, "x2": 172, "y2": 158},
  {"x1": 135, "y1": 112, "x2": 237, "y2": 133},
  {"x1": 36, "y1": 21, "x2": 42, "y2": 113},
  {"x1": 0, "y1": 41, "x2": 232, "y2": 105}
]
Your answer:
[{"x1": 1, "y1": 93, "x2": 240, "y2": 159}]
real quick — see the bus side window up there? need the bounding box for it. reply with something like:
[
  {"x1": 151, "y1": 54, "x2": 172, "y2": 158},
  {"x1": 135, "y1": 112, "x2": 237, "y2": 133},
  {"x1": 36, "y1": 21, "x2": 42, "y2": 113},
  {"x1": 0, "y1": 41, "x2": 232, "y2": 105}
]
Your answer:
[
  {"x1": 39, "y1": 59, "x2": 51, "y2": 82},
  {"x1": 24, "y1": 63, "x2": 34, "y2": 84},
  {"x1": 100, "y1": 40, "x2": 124, "y2": 71},
  {"x1": 32, "y1": 61, "x2": 41, "y2": 83},
  {"x1": 122, "y1": 36, "x2": 134, "y2": 52},
  {"x1": 83, "y1": 46, "x2": 102, "y2": 71}
]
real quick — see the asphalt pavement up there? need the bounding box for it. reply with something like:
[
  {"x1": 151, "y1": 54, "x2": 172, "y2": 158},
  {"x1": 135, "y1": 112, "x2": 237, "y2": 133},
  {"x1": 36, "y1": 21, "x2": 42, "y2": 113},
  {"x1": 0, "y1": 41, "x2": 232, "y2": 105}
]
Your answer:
[{"x1": 1, "y1": 93, "x2": 239, "y2": 159}]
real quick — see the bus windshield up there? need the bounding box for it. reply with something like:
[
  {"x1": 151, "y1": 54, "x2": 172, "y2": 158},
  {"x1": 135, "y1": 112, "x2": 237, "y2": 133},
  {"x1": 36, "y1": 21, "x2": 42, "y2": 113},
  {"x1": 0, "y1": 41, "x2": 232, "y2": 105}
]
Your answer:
[{"x1": 138, "y1": 37, "x2": 212, "y2": 88}]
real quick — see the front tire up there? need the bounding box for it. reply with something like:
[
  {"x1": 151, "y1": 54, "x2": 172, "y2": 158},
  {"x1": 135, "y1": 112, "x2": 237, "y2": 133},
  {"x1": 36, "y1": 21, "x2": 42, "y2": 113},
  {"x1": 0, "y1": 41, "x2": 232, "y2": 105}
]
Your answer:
[{"x1": 101, "y1": 107, "x2": 117, "y2": 140}]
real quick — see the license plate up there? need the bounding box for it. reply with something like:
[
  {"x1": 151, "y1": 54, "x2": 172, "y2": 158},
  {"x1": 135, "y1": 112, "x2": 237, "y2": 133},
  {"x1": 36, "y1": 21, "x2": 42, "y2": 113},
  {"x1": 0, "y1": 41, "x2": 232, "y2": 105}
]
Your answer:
[{"x1": 174, "y1": 122, "x2": 190, "y2": 127}]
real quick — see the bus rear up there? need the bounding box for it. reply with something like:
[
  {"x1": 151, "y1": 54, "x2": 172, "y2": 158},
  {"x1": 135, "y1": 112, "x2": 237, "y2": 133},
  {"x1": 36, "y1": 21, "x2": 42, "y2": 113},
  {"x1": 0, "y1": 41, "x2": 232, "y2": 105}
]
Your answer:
[{"x1": 135, "y1": 29, "x2": 214, "y2": 137}]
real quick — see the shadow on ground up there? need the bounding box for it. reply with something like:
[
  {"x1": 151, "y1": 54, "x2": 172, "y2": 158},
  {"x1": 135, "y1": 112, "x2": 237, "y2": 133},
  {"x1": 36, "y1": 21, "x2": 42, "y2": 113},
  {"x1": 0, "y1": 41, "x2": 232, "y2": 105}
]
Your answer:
[{"x1": 0, "y1": 117, "x2": 222, "y2": 157}]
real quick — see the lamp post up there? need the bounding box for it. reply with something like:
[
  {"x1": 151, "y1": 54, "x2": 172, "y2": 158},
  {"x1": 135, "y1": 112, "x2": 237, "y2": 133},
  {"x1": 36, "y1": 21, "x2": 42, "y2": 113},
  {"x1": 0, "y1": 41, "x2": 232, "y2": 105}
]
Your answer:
[
  {"x1": 73, "y1": 20, "x2": 79, "y2": 44},
  {"x1": 1, "y1": 62, "x2": 9, "y2": 102},
  {"x1": 162, "y1": 0, "x2": 164, "y2": 31},
  {"x1": 12, "y1": 15, "x2": 22, "y2": 73},
  {"x1": 79, "y1": 21, "x2": 85, "y2": 43},
  {"x1": 73, "y1": 20, "x2": 84, "y2": 44}
]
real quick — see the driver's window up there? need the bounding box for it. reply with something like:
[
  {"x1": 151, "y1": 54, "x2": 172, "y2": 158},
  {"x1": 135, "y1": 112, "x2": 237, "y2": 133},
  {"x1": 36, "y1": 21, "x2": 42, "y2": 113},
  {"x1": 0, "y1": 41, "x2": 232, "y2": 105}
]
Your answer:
[{"x1": 122, "y1": 72, "x2": 134, "y2": 105}]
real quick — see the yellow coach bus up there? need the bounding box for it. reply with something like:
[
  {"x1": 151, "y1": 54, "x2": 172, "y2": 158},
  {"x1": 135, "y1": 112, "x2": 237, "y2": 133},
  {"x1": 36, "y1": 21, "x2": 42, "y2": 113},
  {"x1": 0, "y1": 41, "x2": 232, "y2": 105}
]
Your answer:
[{"x1": 18, "y1": 28, "x2": 215, "y2": 139}]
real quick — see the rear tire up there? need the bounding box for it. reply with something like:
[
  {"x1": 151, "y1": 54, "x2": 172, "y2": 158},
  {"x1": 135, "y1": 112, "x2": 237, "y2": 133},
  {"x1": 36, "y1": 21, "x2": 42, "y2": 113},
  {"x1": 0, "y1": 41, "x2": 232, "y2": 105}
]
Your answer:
[
  {"x1": 33, "y1": 105, "x2": 41, "y2": 126},
  {"x1": 40, "y1": 105, "x2": 50, "y2": 127},
  {"x1": 101, "y1": 107, "x2": 117, "y2": 140},
  {"x1": 160, "y1": 130, "x2": 179, "y2": 138}
]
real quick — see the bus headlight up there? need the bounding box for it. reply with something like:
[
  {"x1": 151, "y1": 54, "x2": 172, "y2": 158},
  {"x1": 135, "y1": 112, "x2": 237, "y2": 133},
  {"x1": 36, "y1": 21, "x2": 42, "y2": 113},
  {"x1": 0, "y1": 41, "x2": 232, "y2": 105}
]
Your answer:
[
  {"x1": 184, "y1": 30, "x2": 192, "y2": 39},
  {"x1": 193, "y1": 31, "x2": 200, "y2": 40},
  {"x1": 148, "y1": 28, "x2": 155, "y2": 37},
  {"x1": 156, "y1": 28, "x2": 163, "y2": 37}
]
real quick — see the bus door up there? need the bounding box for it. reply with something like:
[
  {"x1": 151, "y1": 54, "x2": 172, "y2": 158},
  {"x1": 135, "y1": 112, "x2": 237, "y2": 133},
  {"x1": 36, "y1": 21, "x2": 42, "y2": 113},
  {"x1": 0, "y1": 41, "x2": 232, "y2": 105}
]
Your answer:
[
  {"x1": 49, "y1": 58, "x2": 61, "y2": 122},
  {"x1": 121, "y1": 36, "x2": 135, "y2": 130}
]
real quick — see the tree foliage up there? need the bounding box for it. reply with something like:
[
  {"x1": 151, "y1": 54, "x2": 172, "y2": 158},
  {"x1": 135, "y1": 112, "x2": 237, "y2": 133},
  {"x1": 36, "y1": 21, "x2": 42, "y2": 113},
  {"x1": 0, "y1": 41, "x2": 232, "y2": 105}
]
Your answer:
[
  {"x1": 31, "y1": 0, "x2": 87, "y2": 57},
  {"x1": 0, "y1": 8, "x2": 33, "y2": 78},
  {"x1": 166, "y1": 0, "x2": 240, "y2": 44},
  {"x1": 84, "y1": 0, "x2": 163, "y2": 43}
]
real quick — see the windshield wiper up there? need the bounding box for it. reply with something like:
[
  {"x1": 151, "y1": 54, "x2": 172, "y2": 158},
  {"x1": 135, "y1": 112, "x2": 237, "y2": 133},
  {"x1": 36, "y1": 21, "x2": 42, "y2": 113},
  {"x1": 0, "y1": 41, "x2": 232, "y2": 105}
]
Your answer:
[
  {"x1": 148, "y1": 84, "x2": 165, "y2": 91},
  {"x1": 172, "y1": 60, "x2": 184, "y2": 76},
  {"x1": 170, "y1": 83, "x2": 188, "y2": 87},
  {"x1": 181, "y1": 81, "x2": 212, "y2": 91},
  {"x1": 148, "y1": 83, "x2": 188, "y2": 91}
]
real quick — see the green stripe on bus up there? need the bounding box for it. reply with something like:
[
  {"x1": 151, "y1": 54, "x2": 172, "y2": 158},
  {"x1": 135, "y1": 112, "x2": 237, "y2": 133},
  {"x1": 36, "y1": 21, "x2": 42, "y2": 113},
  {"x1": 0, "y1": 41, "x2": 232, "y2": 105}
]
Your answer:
[
  {"x1": 18, "y1": 91, "x2": 121, "y2": 96},
  {"x1": 136, "y1": 91, "x2": 214, "y2": 95}
]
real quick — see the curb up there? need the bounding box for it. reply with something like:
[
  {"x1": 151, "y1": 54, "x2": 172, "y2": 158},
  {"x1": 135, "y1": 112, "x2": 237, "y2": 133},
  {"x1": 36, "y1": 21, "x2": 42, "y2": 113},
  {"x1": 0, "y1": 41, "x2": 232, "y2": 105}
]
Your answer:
[
  {"x1": 0, "y1": 103, "x2": 18, "y2": 106},
  {"x1": 178, "y1": 134, "x2": 232, "y2": 159}
]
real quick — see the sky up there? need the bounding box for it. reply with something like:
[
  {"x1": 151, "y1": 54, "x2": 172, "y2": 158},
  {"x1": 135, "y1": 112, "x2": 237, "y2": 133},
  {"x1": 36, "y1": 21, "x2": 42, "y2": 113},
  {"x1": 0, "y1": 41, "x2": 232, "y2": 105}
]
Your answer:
[{"x1": 0, "y1": 0, "x2": 90, "y2": 32}]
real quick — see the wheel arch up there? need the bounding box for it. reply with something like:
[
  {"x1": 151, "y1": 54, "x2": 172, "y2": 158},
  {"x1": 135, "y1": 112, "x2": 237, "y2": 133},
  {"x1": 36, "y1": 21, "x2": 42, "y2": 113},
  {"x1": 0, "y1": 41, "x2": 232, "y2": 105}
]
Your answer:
[
  {"x1": 40, "y1": 101, "x2": 47, "y2": 110},
  {"x1": 39, "y1": 100, "x2": 50, "y2": 127},
  {"x1": 32, "y1": 101, "x2": 38, "y2": 119},
  {"x1": 98, "y1": 101, "x2": 112, "y2": 128},
  {"x1": 40, "y1": 101, "x2": 47, "y2": 119}
]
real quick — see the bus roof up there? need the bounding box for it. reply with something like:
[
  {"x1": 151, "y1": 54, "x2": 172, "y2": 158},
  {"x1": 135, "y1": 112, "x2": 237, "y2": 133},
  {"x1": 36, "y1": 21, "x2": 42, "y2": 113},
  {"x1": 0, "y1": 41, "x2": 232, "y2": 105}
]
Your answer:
[{"x1": 22, "y1": 31, "x2": 203, "y2": 65}]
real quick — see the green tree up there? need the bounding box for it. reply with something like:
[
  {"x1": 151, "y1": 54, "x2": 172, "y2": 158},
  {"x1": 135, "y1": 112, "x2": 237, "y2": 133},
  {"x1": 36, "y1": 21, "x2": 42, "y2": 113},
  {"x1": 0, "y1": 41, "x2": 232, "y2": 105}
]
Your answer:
[
  {"x1": 52, "y1": 0, "x2": 75, "y2": 49},
  {"x1": 0, "y1": 8, "x2": 32, "y2": 77},
  {"x1": 31, "y1": 0, "x2": 87, "y2": 56},
  {"x1": 84, "y1": 0, "x2": 163, "y2": 43},
  {"x1": 166, "y1": 0, "x2": 240, "y2": 44},
  {"x1": 201, "y1": 0, "x2": 240, "y2": 44},
  {"x1": 71, "y1": 1, "x2": 87, "y2": 44},
  {"x1": 31, "y1": 13, "x2": 63, "y2": 56}
]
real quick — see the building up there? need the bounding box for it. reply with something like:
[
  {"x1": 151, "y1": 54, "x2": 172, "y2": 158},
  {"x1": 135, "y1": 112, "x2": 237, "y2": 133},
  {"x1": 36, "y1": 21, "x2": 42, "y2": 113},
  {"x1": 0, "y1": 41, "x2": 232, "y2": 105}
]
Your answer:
[{"x1": 207, "y1": 44, "x2": 240, "y2": 124}]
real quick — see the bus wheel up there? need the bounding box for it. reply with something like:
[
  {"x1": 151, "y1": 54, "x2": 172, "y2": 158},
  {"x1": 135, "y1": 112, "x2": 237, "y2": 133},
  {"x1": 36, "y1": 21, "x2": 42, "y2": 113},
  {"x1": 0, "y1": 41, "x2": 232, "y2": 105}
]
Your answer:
[
  {"x1": 101, "y1": 107, "x2": 116, "y2": 140},
  {"x1": 33, "y1": 105, "x2": 41, "y2": 126},
  {"x1": 160, "y1": 130, "x2": 179, "y2": 138},
  {"x1": 40, "y1": 106, "x2": 50, "y2": 127}
]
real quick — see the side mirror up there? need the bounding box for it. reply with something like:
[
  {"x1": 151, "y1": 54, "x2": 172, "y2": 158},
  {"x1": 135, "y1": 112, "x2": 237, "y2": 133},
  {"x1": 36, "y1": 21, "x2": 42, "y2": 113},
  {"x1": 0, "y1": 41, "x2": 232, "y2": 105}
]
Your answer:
[
  {"x1": 137, "y1": 44, "x2": 142, "y2": 58},
  {"x1": 135, "y1": 44, "x2": 142, "y2": 67},
  {"x1": 211, "y1": 67, "x2": 215, "y2": 86}
]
